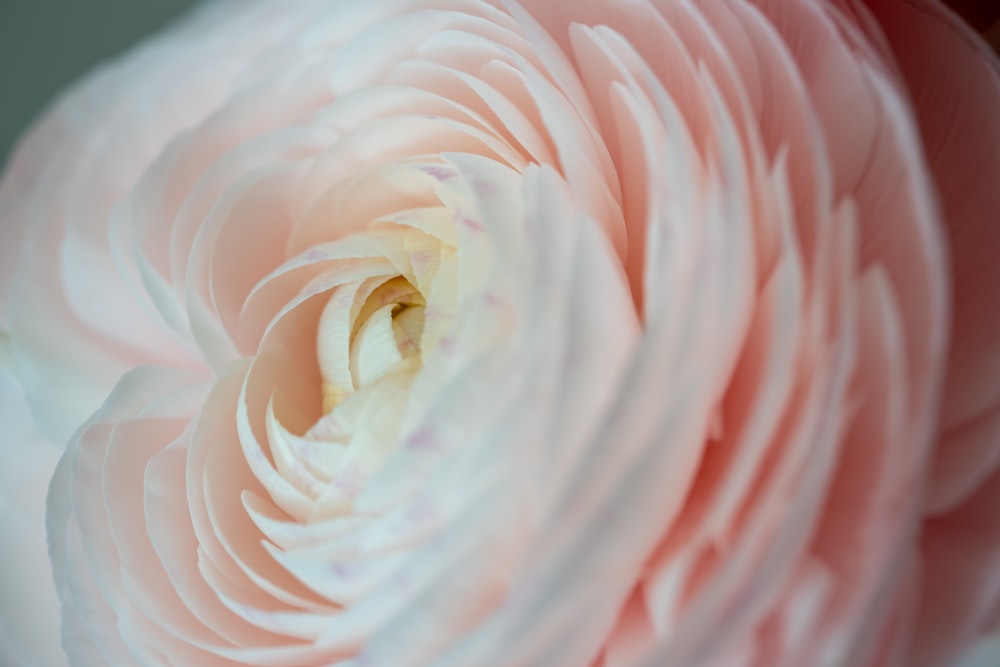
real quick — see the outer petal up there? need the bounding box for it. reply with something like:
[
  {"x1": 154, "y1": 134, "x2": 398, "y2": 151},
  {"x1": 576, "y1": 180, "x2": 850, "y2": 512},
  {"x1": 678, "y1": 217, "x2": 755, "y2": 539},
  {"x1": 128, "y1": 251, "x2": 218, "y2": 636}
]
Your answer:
[
  {"x1": 864, "y1": 0, "x2": 1000, "y2": 512},
  {"x1": 956, "y1": 634, "x2": 1000, "y2": 667},
  {"x1": 0, "y1": 368, "x2": 67, "y2": 667},
  {"x1": 0, "y1": 1, "x2": 328, "y2": 442},
  {"x1": 862, "y1": 1, "x2": 1000, "y2": 663}
]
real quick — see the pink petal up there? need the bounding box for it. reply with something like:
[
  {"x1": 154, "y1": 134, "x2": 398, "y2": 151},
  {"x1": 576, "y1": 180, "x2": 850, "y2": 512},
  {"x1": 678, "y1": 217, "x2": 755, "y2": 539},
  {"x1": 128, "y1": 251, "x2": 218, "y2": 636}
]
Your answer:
[{"x1": 0, "y1": 370, "x2": 67, "y2": 667}]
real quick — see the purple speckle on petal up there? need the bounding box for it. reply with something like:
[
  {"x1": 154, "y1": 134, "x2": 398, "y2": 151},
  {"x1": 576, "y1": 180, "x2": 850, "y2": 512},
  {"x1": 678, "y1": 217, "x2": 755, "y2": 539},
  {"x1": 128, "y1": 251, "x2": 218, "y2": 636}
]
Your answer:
[
  {"x1": 438, "y1": 336, "x2": 456, "y2": 354},
  {"x1": 406, "y1": 427, "x2": 438, "y2": 451},
  {"x1": 422, "y1": 165, "x2": 455, "y2": 182},
  {"x1": 390, "y1": 570, "x2": 413, "y2": 591},
  {"x1": 333, "y1": 464, "x2": 364, "y2": 495},
  {"x1": 303, "y1": 279, "x2": 330, "y2": 297},
  {"x1": 461, "y1": 216, "x2": 485, "y2": 232},
  {"x1": 238, "y1": 605, "x2": 263, "y2": 623},
  {"x1": 305, "y1": 247, "x2": 327, "y2": 263},
  {"x1": 330, "y1": 562, "x2": 355, "y2": 579},
  {"x1": 307, "y1": 412, "x2": 343, "y2": 440},
  {"x1": 407, "y1": 498, "x2": 435, "y2": 523},
  {"x1": 473, "y1": 177, "x2": 498, "y2": 197},
  {"x1": 333, "y1": 287, "x2": 356, "y2": 307},
  {"x1": 483, "y1": 292, "x2": 504, "y2": 308},
  {"x1": 410, "y1": 249, "x2": 434, "y2": 267}
]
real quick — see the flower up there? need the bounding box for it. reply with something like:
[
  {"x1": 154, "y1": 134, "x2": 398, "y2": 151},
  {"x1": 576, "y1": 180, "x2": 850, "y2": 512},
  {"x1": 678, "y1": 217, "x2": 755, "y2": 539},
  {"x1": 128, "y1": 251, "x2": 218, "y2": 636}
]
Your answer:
[{"x1": 1, "y1": 1, "x2": 999, "y2": 666}]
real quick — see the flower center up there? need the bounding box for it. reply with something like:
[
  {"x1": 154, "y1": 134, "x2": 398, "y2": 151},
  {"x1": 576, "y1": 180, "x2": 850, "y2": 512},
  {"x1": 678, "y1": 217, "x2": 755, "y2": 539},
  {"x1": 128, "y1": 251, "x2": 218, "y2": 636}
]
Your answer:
[
  {"x1": 279, "y1": 162, "x2": 498, "y2": 519},
  {"x1": 318, "y1": 275, "x2": 428, "y2": 413}
]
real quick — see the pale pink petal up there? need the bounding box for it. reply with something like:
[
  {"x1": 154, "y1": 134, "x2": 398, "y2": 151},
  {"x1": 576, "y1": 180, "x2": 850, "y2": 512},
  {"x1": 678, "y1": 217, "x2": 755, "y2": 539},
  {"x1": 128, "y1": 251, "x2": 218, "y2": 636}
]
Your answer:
[
  {"x1": 859, "y1": 0, "x2": 1000, "y2": 662},
  {"x1": 0, "y1": 2, "x2": 330, "y2": 440},
  {"x1": 10, "y1": 1, "x2": 995, "y2": 666},
  {"x1": 0, "y1": 370, "x2": 67, "y2": 667},
  {"x1": 865, "y1": 0, "x2": 1000, "y2": 513}
]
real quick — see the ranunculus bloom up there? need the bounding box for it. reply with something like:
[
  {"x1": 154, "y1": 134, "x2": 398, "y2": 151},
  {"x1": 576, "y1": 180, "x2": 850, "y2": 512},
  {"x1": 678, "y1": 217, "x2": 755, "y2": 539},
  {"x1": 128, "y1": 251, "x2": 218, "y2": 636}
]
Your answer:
[{"x1": 1, "y1": 1, "x2": 999, "y2": 666}]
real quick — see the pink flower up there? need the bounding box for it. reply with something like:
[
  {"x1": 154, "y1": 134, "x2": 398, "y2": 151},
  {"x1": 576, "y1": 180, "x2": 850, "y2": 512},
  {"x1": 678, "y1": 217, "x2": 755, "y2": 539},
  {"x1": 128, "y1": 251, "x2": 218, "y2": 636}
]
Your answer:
[{"x1": 1, "y1": 1, "x2": 998, "y2": 665}]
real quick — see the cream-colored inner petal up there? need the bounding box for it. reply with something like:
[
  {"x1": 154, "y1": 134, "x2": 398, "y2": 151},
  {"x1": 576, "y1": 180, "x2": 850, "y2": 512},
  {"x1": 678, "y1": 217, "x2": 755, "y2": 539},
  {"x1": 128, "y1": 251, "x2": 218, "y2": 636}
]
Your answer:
[
  {"x1": 290, "y1": 193, "x2": 469, "y2": 519},
  {"x1": 318, "y1": 275, "x2": 428, "y2": 413}
]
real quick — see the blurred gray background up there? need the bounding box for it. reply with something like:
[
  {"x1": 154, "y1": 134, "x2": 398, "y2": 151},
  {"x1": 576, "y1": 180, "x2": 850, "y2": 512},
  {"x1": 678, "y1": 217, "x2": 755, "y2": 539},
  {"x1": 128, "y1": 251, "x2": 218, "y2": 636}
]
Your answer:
[{"x1": 0, "y1": 0, "x2": 199, "y2": 166}]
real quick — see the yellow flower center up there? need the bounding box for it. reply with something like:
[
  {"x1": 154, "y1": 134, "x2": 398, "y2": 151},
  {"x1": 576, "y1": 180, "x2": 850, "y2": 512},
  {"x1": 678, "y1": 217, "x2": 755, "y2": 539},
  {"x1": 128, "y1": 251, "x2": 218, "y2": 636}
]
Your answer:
[{"x1": 319, "y1": 275, "x2": 427, "y2": 413}]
